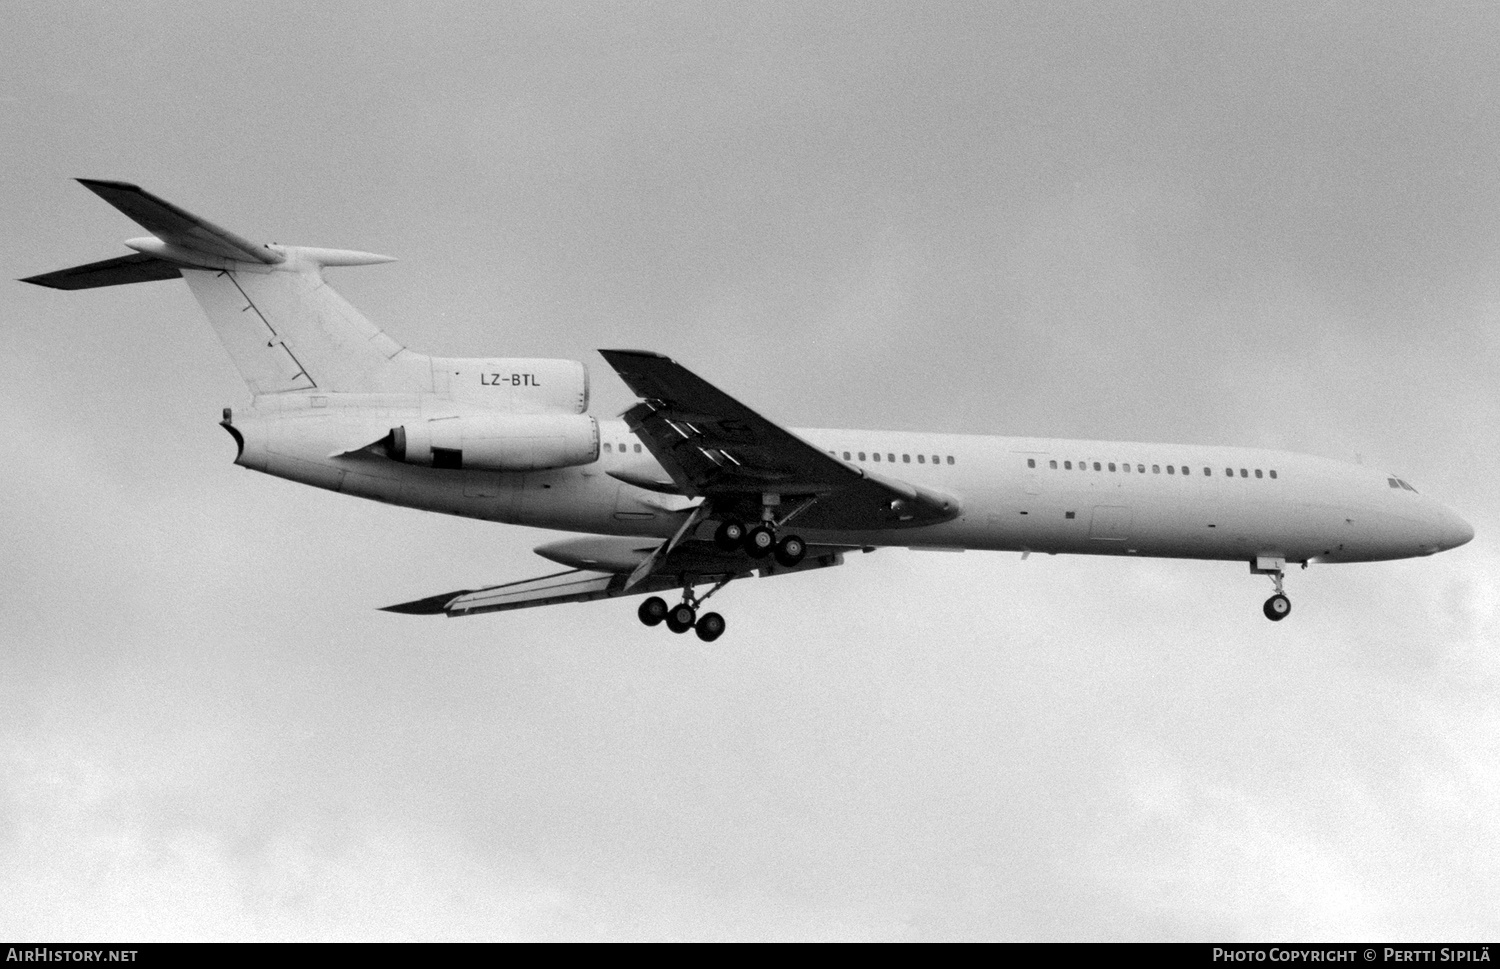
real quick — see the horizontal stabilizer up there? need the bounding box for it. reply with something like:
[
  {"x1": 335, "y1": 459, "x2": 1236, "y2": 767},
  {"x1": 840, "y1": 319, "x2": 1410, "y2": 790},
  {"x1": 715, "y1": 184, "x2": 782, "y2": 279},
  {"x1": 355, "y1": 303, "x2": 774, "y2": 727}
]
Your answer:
[
  {"x1": 20, "y1": 252, "x2": 181, "y2": 290},
  {"x1": 77, "y1": 178, "x2": 281, "y2": 265}
]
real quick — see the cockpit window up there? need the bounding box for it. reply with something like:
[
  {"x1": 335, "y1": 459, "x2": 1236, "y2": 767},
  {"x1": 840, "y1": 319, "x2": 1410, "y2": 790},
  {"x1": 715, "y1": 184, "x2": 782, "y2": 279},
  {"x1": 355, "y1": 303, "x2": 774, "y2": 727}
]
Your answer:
[
  {"x1": 1388, "y1": 478, "x2": 1401, "y2": 489},
  {"x1": 1399, "y1": 479, "x2": 1418, "y2": 493}
]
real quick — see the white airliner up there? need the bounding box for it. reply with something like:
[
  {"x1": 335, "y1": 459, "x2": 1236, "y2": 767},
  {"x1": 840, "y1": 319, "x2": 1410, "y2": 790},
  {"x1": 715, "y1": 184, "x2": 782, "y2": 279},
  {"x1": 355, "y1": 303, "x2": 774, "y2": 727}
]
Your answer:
[{"x1": 24, "y1": 181, "x2": 1474, "y2": 640}]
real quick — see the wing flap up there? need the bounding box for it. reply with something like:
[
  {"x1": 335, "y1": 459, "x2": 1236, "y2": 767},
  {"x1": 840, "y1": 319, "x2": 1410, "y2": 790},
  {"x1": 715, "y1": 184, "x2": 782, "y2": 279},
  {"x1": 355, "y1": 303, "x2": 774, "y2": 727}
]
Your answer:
[
  {"x1": 382, "y1": 542, "x2": 853, "y2": 618},
  {"x1": 446, "y1": 570, "x2": 623, "y2": 616}
]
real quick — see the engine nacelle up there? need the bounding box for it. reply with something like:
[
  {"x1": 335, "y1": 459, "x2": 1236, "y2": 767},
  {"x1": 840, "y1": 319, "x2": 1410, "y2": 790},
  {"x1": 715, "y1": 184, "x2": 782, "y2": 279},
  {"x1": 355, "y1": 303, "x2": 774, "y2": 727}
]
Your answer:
[{"x1": 386, "y1": 413, "x2": 599, "y2": 471}]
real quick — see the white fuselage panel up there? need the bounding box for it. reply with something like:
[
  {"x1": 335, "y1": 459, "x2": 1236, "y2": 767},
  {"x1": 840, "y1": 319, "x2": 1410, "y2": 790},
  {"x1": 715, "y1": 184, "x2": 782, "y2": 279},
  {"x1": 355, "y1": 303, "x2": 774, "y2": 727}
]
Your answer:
[{"x1": 228, "y1": 398, "x2": 1470, "y2": 567}]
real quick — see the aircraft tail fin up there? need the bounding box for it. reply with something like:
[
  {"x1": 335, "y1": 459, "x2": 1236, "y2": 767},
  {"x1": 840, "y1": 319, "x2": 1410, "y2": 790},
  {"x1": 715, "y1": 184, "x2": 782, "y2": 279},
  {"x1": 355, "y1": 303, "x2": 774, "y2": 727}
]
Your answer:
[{"x1": 21, "y1": 180, "x2": 428, "y2": 395}]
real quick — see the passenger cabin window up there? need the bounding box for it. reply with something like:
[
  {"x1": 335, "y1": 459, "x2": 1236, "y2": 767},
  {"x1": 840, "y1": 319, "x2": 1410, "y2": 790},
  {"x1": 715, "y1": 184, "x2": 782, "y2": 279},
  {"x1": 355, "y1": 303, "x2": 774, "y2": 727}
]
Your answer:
[
  {"x1": 1152, "y1": 465, "x2": 1160, "y2": 474},
  {"x1": 946, "y1": 456, "x2": 954, "y2": 465},
  {"x1": 858, "y1": 452, "x2": 866, "y2": 461},
  {"x1": 1240, "y1": 468, "x2": 1248, "y2": 478},
  {"x1": 1255, "y1": 469, "x2": 1263, "y2": 479},
  {"x1": 1064, "y1": 461, "x2": 1072, "y2": 470},
  {"x1": 1049, "y1": 460, "x2": 1057, "y2": 469},
  {"x1": 1027, "y1": 458, "x2": 1036, "y2": 468},
  {"x1": 1270, "y1": 470, "x2": 1278, "y2": 479},
  {"x1": 1093, "y1": 461, "x2": 1101, "y2": 471},
  {"x1": 843, "y1": 451, "x2": 851, "y2": 460},
  {"x1": 873, "y1": 453, "x2": 881, "y2": 462},
  {"x1": 1137, "y1": 464, "x2": 1145, "y2": 473},
  {"x1": 604, "y1": 443, "x2": 612, "y2": 452},
  {"x1": 904, "y1": 454, "x2": 911, "y2": 463},
  {"x1": 1181, "y1": 466, "x2": 1189, "y2": 475},
  {"x1": 1167, "y1": 465, "x2": 1175, "y2": 475},
  {"x1": 1108, "y1": 463, "x2": 1116, "y2": 472},
  {"x1": 919, "y1": 455, "x2": 926, "y2": 464},
  {"x1": 1204, "y1": 467, "x2": 1212, "y2": 476}
]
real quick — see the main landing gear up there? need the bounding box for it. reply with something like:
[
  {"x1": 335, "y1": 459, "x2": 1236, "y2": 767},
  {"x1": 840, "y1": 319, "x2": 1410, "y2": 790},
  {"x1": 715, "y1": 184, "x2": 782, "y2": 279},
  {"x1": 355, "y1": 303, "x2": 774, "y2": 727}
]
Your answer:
[
  {"x1": 636, "y1": 575, "x2": 732, "y2": 642},
  {"x1": 638, "y1": 498, "x2": 812, "y2": 643},
  {"x1": 714, "y1": 518, "x2": 806, "y2": 567},
  {"x1": 1252, "y1": 556, "x2": 1293, "y2": 622}
]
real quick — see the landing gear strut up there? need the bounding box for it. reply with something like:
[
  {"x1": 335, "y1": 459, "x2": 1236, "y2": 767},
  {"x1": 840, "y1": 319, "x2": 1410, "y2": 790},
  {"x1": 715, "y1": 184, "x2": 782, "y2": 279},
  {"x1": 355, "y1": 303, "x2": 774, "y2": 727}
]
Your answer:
[{"x1": 1251, "y1": 556, "x2": 1292, "y2": 622}]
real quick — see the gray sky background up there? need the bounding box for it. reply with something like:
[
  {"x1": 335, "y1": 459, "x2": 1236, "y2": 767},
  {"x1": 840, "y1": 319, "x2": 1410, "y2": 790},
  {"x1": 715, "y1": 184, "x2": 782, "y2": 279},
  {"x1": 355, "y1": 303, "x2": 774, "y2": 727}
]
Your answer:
[{"x1": 2, "y1": 1, "x2": 1498, "y2": 940}]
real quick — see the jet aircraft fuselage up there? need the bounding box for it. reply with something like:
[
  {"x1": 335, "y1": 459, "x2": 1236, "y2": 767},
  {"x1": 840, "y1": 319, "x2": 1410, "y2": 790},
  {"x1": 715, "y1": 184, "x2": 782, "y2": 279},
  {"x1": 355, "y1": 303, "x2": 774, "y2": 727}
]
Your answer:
[{"x1": 25, "y1": 180, "x2": 1474, "y2": 638}]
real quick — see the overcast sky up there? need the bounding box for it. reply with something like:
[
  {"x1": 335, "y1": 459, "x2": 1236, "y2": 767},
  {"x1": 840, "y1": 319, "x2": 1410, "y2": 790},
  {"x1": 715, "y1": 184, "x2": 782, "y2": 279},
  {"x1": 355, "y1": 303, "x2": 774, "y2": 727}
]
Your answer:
[{"x1": 2, "y1": 1, "x2": 1498, "y2": 941}]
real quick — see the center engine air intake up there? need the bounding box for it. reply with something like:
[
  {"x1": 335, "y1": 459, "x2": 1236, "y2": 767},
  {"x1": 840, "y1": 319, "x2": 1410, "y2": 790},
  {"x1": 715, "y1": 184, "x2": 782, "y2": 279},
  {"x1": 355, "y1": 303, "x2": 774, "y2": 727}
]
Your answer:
[{"x1": 385, "y1": 413, "x2": 599, "y2": 471}]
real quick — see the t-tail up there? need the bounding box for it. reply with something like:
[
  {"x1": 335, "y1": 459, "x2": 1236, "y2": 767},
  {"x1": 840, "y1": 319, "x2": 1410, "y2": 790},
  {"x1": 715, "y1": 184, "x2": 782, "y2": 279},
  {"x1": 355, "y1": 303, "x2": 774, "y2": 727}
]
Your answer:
[
  {"x1": 20, "y1": 180, "x2": 590, "y2": 411},
  {"x1": 21, "y1": 179, "x2": 436, "y2": 395}
]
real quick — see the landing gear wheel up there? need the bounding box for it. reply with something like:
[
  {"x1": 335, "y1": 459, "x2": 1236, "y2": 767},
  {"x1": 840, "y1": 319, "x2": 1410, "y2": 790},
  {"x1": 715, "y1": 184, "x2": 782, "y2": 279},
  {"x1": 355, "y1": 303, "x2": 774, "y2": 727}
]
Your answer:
[
  {"x1": 744, "y1": 525, "x2": 776, "y2": 559},
  {"x1": 695, "y1": 612, "x2": 726, "y2": 642},
  {"x1": 638, "y1": 596, "x2": 668, "y2": 627},
  {"x1": 666, "y1": 603, "x2": 697, "y2": 633},
  {"x1": 1263, "y1": 594, "x2": 1291, "y2": 622},
  {"x1": 774, "y1": 534, "x2": 807, "y2": 567},
  {"x1": 714, "y1": 519, "x2": 747, "y2": 552}
]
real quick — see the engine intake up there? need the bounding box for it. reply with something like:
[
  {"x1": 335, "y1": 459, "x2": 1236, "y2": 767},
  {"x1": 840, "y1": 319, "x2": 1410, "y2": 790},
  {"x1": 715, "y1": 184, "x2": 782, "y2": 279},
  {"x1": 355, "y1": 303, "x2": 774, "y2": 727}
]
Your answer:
[{"x1": 386, "y1": 413, "x2": 599, "y2": 471}]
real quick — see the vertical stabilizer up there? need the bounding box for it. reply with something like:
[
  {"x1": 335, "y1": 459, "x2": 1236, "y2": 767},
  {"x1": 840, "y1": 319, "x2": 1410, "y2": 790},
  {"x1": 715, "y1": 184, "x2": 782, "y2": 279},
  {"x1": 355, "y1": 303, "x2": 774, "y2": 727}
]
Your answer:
[
  {"x1": 178, "y1": 259, "x2": 426, "y2": 395},
  {"x1": 21, "y1": 180, "x2": 431, "y2": 396}
]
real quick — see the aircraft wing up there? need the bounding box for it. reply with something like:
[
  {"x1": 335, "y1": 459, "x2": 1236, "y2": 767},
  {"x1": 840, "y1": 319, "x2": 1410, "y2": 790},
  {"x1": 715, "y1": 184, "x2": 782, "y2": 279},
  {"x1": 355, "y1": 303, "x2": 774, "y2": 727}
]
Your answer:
[
  {"x1": 598, "y1": 350, "x2": 960, "y2": 531},
  {"x1": 382, "y1": 537, "x2": 852, "y2": 618}
]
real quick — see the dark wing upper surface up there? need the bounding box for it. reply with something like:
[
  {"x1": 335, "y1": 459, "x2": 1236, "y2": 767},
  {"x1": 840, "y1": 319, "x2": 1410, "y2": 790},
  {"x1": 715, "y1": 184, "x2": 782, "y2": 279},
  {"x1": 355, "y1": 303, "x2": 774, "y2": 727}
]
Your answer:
[
  {"x1": 20, "y1": 252, "x2": 182, "y2": 290},
  {"x1": 598, "y1": 350, "x2": 959, "y2": 531}
]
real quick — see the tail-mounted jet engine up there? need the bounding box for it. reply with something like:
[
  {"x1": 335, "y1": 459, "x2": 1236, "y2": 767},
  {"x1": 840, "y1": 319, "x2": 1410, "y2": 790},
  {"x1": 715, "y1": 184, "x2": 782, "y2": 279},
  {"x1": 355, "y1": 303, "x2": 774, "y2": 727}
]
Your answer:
[{"x1": 384, "y1": 413, "x2": 600, "y2": 471}]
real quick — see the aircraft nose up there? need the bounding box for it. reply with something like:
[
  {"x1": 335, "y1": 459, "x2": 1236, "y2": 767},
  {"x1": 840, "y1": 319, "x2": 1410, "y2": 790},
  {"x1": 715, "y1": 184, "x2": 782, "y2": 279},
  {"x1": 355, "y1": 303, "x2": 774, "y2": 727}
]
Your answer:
[
  {"x1": 1430, "y1": 505, "x2": 1474, "y2": 552},
  {"x1": 1445, "y1": 510, "x2": 1475, "y2": 549}
]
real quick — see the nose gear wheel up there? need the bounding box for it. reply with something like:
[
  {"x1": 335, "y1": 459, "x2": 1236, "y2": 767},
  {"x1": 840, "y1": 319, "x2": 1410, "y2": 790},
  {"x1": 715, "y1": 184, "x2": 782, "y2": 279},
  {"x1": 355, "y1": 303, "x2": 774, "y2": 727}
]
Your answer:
[{"x1": 1251, "y1": 558, "x2": 1293, "y2": 622}]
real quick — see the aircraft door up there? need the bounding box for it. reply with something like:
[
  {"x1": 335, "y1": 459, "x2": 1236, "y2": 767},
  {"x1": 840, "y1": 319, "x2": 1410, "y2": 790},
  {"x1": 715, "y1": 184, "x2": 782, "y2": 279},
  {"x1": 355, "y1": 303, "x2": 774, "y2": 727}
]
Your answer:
[{"x1": 1018, "y1": 452, "x2": 1046, "y2": 495}]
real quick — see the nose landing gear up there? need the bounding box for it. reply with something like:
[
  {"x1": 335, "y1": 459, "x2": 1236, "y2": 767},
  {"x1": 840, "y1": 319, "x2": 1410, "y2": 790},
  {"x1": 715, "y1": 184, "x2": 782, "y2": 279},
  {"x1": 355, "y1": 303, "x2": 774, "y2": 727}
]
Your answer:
[{"x1": 1252, "y1": 556, "x2": 1293, "y2": 622}]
